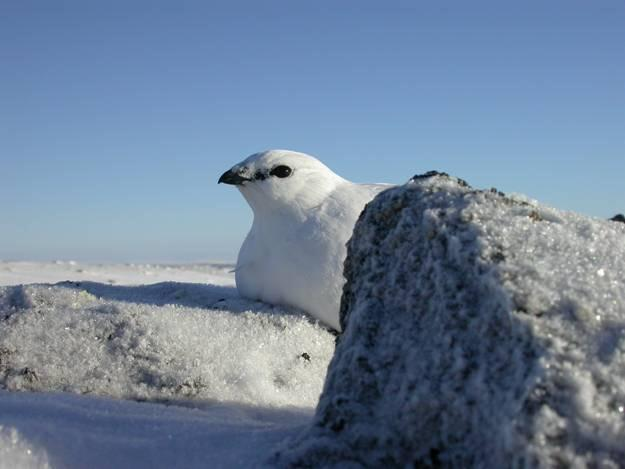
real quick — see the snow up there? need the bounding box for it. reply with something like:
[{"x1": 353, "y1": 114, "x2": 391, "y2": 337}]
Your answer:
[
  {"x1": 0, "y1": 390, "x2": 310, "y2": 469},
  {"x1": 0, "y1": 422, "x2": 50, "y2": 469},
  {"x1": 0, "y1": 261, "x2": 335, "y2": 468},
  {"x1": 0, "y1": 261, "x2": 235, "y2": 287},
  {"x1": 274, "y1": 173, "x2": 625, "y2": 467}
]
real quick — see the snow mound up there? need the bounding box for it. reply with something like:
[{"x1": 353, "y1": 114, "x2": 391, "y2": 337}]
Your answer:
[
  {"x1": 273, "y1": 172, "x2": 625, "y2": 467},
  {"x1": 0, "y1": 424, "x2": 50, "y2": 469},
  {"x1": 0, "y1": 280, "x2": 335, "y2": 408}
]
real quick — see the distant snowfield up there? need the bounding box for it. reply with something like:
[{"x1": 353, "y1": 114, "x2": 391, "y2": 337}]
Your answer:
[
  {"x1": 0, "y1": 261, "x2": 336, "y2": 468},
  {"x1": 0, "y1": 261, "x2": 236, "y2": 287}
]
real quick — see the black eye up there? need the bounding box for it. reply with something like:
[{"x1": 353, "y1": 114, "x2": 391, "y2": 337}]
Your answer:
[{"x1": 270, "y1": 165, "x2": 292, "y2": 178}]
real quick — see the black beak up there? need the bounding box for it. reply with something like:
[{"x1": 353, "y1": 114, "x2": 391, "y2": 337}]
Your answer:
[{"x1": 218, "y1": 169, "x2": 250, "y2": 185}]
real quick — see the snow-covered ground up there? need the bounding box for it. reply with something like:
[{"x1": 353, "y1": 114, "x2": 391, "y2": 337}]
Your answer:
[
  {"x1": 0, "y1": 261, "x2": 236, "y2": 287},
  {"x1": 0, "y1": 261, "x2": 335, "y2": 468}
]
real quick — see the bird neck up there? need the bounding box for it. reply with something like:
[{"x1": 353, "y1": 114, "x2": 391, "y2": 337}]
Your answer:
[
  {"x1": 246, "y1": 176, "x2": 348, "y2": 223},
  {"x1": 250, "y1": 201, "x2": 313, "y2": 226}
]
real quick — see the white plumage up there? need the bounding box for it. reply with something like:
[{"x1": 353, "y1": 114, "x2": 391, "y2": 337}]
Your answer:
[{"x1": 219, "y1": 150, "x2": 388, "y2": 331}]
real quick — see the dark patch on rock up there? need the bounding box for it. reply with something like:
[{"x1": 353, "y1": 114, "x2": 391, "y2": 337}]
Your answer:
[
  {"x1": 20, "y1": 367, "x2": 38, "y2": 382},
  {"x1": 4, "y1": 366, "x2": 40, "y2": 390},
  {"x1": 490, "y1": 251, "x2": 506, "y2": 263},
  {"x1": 0, "y1": 347, "x2": 14, "y2": 369},
  {"x1": 410, "y1": 170, "x2": 470, "y2": 188},
  {"x1": 411, "y1": 170, "x2": 451, "y2": 180}
]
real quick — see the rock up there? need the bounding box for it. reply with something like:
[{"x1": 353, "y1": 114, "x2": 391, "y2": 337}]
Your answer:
[
  {"x1": 271, "y1": 173, "x2": 625, "y2": 468},
  {"x1": 610, "y1": 214, "x2": 625, "y2": 224}
]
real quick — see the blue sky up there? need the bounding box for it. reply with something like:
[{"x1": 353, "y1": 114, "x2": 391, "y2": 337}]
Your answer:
[{"x1": 2, "y1": 0, "x2": 623, "y2": 262}]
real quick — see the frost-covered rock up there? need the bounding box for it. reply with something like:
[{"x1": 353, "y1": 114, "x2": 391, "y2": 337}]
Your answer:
[
  {"x1": 272, "y1": 172, "x2": 625, "y2": 467},
  {"x1": 0, "y1": 281, "x2": 334, "y2": 408}
]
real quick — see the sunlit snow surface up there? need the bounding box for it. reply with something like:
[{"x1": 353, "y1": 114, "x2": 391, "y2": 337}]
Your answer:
[{"x1": 0, "y1": 262, "x2": 335, "y2": 468}]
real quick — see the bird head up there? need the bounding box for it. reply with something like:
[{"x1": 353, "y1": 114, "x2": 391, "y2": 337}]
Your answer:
[{"x1": 219, "y1": 150, "x2": 346, "y2": 216}]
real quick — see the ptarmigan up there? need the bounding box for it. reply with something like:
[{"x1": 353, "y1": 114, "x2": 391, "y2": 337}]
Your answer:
[{"x1": 219, "y1": 150, "x2": 389, "y2": 331}]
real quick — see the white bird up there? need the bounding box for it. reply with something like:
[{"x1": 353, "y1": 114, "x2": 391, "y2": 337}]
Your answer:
[{"x1": 218, "y1": 150, "x2": 389, "y2": 331}]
